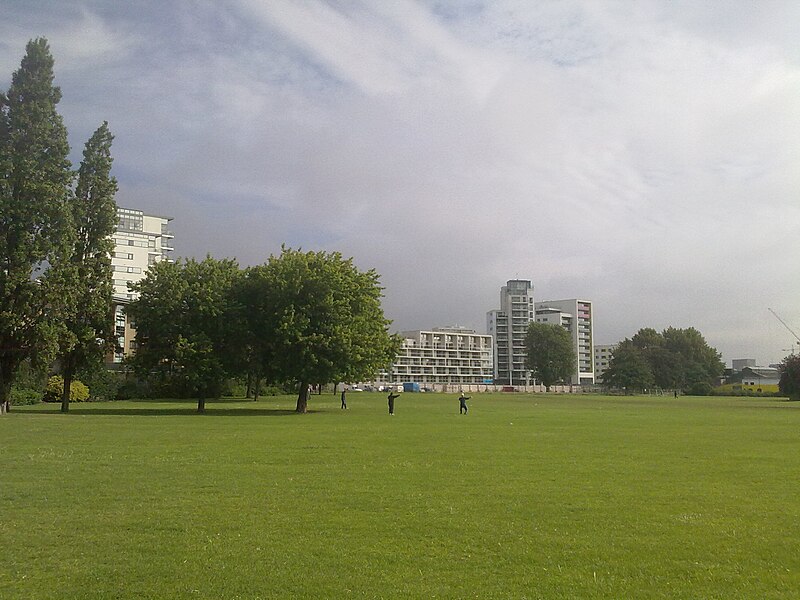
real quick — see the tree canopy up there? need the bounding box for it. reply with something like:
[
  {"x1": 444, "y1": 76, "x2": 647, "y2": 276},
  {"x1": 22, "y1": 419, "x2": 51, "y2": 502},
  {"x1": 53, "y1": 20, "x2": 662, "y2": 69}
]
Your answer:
[
  {"x1": 779, "y1": 354, "x2": 800, "y2": 400},
  {"x1": 604, "y1": 327, "x2": 724, "y2": 393},
  {"x1": 524, "y1": 322, "x2": 575, "y2": 391},
  {"x1": 601, "y1": 340, "x2": 654, "y2": 393},
  {"x1": 127, "y1": 257, "x2": 241, "y2": 412},
  {"x1": 246, "y1": 247, "x2": 400, "y2": 413},
  {"x1": 127, "y1": 247, "x2": 400, "y2": 413}
]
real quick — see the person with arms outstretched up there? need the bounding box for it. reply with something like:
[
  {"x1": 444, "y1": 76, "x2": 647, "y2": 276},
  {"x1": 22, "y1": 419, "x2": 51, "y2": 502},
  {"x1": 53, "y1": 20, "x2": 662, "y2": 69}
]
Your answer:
[
  {"x1": 459, "y1": 391, "x2": 470, "y2": 414},
  {"x1": 387, "y1": 391, "x2": 400, "y2": 415}
]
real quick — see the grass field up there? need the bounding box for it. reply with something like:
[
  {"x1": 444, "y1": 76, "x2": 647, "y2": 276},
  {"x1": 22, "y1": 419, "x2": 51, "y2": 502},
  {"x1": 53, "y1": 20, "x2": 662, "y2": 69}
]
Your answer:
[{"x1": 2, "y1": 392, "x2": 799, "y2": 599}]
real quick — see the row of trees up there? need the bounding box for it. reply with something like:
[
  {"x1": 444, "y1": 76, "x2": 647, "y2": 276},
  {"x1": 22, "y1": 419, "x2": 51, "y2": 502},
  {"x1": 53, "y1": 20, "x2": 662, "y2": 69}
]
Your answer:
[
  {"x1": 602, "y1": 327, "x2": 725, "y2": 393},
  {"x1": 126, "y1": 249, "x2": 401, "y2": 413},
  {"x1": 0, "y1": 39, "x2": 399, "y2": 416},
  {"x1": 524, "y1": 322, "x2": 730, "y2": 395},
  {"x1": 1, "y1": 36, "x2": 588, "y2": 415},
  {"x1": 1, "y1": 39, "x2": 118, "y2": 414}
]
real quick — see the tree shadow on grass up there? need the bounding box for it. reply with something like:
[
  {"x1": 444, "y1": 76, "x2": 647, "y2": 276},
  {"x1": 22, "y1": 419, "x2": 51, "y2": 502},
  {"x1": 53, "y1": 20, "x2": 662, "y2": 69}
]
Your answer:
[
  {"x1": 129, "y1": 396, "x2": 294, "y2": 404},
  {"x1": 74, "y1": 407, "x2": 302, "y2": 417},
  {"x1": 12, "y1": 403, "x2": 305, "y2": 417}
]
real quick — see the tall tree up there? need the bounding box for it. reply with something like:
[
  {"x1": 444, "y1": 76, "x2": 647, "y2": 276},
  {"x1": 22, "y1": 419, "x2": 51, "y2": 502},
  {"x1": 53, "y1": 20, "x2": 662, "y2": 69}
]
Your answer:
[
  {"x1": 779, "y1": 354, "x2": 800, "y2": 400},
  {"x1": 127, "y1": 257, "x2": 241, "y2": 412},
  {"x1": 601, "y1": 341, "x2": 654, "y2": 393},
  {"x1": 662, "y1": 326, "x2": 724, "y2": 383},
  {"x1": 524, "y1": 322, "x2": 575, "y2": 391},
  {"x1": 249, "y1": 247, "x2": 400, "y2": 413},
  {"x1": 232, "y1": 267, "x2": 270, "y2": 401},
  {"x1": 59, "y1": 122, "x2": 118, "y2": 413},
  {"x1": 616, "y1": 326, "x2": 724, "y2": 392},
  {"x1": 0, "y1": 38, "x2": 74, "y2": 414}
]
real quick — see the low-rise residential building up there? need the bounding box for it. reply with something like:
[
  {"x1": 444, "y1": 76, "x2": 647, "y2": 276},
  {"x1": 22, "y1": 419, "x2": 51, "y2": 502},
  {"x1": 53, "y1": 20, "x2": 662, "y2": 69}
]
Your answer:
[{"x1": 387, "y1": 327, "x2": 493, "y2": 387}]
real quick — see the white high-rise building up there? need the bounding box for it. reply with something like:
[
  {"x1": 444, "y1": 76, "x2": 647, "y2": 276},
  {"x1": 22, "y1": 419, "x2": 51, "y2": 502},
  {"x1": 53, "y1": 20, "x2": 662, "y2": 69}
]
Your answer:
[
  {"x1": 111, "y1": 207, "x2": 174, "y2": 301},
  {"x1": 535, "y1": 299, "x2": 595, "y2": 385},
  {"x1": 388, "y1": 327, "x2": 493, "y2": 386},
  {"x1": 487, "y1": 280, "x2": 535, "y2": 385},
  {"x1": 110, "y1": 207, "x2": 174, "y2": 363}
]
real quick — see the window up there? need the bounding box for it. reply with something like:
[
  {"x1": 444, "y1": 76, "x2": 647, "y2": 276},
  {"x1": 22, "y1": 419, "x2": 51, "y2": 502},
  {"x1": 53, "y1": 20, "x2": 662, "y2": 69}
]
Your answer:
[
  {"x1": 118, "y1": 214, "x2": 143, "y2": 232},
  {"x1": 113, "y1": 266, "x2": 141, "y2": 274}
]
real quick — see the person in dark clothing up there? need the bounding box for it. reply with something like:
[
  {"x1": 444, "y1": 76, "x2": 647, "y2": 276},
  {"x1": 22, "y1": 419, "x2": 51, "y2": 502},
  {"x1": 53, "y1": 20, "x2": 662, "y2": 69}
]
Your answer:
[
  {"x1": 387, "y1": 391, "x2": 400, "y2": 415},
  {"x1": 459, "y1": 391, "x2": 470, "y2": 414},
  {"x1": 341, "y1": 388, "x2": 347, "y2": 409}
]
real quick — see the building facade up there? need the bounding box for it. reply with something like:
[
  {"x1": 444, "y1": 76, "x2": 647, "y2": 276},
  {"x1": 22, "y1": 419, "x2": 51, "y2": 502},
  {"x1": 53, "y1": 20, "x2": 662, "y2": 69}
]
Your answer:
[
  {"x1": 534, "y1": 299, "x2": 595, "y2": 385},
  {"x1": 740, "y1": 366, "x2": 780, "y2": 387},
  {"x1": 487, "y1": 280, "x2": 535, "y2": 385},
  {"x1": 732, "y1": 358, "x2": 757, "y2": 372},
  {"x1": 112, "y1": 207, "x2": 174, "y2": 301},
  {"x1": 388, "y1": 327, "x2": 493, "y2": 387},
  {"x1": 110, "y1": 207, "x2": 174, "y2": 363},
  {"x1": 594, "y1": 344, "x2": 617, "y2": 382}
]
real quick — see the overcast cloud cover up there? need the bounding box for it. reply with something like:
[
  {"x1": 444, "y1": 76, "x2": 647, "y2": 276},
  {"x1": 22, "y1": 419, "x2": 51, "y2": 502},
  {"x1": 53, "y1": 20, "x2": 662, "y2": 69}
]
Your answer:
[{"x1": 2, "y1": 1, "x2": 799, "y2": 366}]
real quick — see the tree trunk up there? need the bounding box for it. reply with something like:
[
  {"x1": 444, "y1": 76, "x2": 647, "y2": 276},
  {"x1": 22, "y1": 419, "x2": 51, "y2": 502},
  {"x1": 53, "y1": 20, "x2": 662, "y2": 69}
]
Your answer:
[
  {"x1": 253, "y1": 376, "x2": 261, "y2": 402},
  {"x1": 295, "y1": 381, "x2": 309, "y2": 413},
  {"x1": 0, "y1": 356, "x2": 15, "y2": 414},
  {"x1": 61, "y1": 363, "x2": 73, "y2": 413},
  {"x1": 246, "y1": 371, "x2": 253, "y2": 398},
  {"x1": 333, "y1": 382, "x2": 339, "y2": 395},
  {"x1": 0, "y1": 376, "x2": 10, "y2": 415},
  {"x1": 197, "y1": 397, "x2": 206, "y2": 413}
]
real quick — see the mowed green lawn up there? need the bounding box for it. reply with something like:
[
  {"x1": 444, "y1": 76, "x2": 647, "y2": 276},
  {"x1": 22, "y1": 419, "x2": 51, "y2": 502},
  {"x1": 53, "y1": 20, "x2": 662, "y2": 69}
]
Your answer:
[{"x1": 2, "y1": 393, "x2": 799, "y2": 599}]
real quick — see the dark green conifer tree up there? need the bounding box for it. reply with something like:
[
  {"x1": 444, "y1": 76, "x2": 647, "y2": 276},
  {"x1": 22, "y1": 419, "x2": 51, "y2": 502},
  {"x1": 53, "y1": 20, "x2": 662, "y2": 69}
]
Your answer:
[
  {"x1": 0, "y1": 38, "x2": 73, "y2": 414},
  {"x1": 59, "y1": 122, "x2": 118, "y2": 412}
]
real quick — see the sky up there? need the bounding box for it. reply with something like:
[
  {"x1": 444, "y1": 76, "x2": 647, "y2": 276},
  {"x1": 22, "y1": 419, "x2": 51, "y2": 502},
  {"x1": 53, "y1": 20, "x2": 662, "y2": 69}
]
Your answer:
[{"x1": 2, "y1": 0, "x2": 799, "y2": 367}]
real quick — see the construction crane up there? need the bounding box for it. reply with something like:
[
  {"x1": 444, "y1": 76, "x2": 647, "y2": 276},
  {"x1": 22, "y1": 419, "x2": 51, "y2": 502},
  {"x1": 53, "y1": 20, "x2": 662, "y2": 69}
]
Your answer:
[{"x1": 768, "y1": 307, "x2": 800, "y2": 354}]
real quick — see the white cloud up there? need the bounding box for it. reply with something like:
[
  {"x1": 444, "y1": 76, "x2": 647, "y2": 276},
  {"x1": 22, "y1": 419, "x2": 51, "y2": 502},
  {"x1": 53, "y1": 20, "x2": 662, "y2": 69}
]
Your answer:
[{"x1": 2, "y1": 1, "x2": 799, "y2": 366}]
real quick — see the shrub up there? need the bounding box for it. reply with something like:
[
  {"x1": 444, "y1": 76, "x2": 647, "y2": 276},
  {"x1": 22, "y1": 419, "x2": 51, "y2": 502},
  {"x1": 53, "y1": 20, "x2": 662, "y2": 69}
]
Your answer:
[
  {"x1": 686, "y1": 381, "x2": 713, "y2": 396},
  {"x1": 10, "y1": 387, "x2": 42, "y2": 405},
  {"x1": 115, "y1": 379, "x2": 151, "y2": 400},
  {"x1": 225, "y1": 378, "x2": 247, "y2": 397},
  {"x1": 43, "y1": 376, "x2": 90, "y2": 402},
  {"x1": 77, "y1": 364, "x2": 122, "y2": 402},
  {"x1": 13, "y1": 359, "x2": 48, "y2": 391},
  {"x1": 261, "y1": 385, "x2": 289, "y2": 396}
]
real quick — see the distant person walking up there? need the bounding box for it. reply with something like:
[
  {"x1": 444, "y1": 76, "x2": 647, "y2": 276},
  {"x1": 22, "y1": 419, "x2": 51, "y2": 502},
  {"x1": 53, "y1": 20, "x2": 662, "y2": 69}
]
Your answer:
[
  {"x1": 459, "y1": 391, "x2": 470, "y2": 415},
  {"x1": 387, "y1": 391, "x2": 400, "y2": 415},
  {"x1": 341, "y1": 388, "x2": 347, "y2": 409}
]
